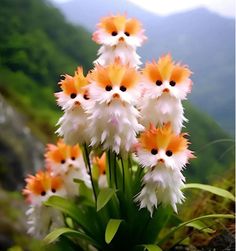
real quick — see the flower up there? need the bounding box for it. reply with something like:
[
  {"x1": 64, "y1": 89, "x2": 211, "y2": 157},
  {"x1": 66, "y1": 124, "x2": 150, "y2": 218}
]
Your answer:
[
  {"x1": 22, "y1": 170, "x2": 66, "y2": 238},
  {"x1": 93, "y1": 152, "x2": 107, "y2": 187},
  {"x1": 139, "y1": 54, "x2": 193, "y2": 133},
  {"x1": 55, "y1": 67, "x2": 92, "y2": 145},
  {"x1": 92, "y1": 14, "x2": 147, "y2": 67},
  {"x1": 87, "y1": 60, "x2": 144, "y2": 154},
  {"x1": 45, "y1": 139, "x2": 91, "y2": 195},
  {"x1": 135, "y1": 123, "x2": 194, "y2": 215}
]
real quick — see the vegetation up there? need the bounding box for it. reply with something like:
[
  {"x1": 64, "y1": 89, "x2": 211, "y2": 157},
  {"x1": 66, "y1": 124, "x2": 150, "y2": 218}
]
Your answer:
[{"x1": 0, "y1": 0, "x2": 97, "y2": 140}]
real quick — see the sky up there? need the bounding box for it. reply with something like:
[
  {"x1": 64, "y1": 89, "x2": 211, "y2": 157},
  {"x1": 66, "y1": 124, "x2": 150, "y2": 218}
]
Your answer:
[{"x1": 53, "y1": 0, "x2": 235, "y2": 18}]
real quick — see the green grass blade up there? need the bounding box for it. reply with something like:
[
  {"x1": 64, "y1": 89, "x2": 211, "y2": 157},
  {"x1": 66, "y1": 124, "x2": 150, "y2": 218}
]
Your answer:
[
  {"x1": 183, "y1": 183, "x2": 235, "y2": 201},
  {"x1": 186, "y1": 220, "x2": 215, "y2": 233},
  {"x1": 105, "y1": 219, "x2": 123, "y2": 244},
  {"x1": 44, "y1": 227, "x2": 94, "y2": 245},
  {"x1": 97, "y1": 188, "x2": 116, "y2": 211},
  {"x1": 157, "y1": 214, "x2": 235, "y2": 245},
  {"x1": 142, "y1": 244, "x2": 163, "y2": 251}
]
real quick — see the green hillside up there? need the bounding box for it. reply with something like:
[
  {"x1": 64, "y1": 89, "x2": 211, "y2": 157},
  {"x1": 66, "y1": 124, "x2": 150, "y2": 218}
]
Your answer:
[
  {"x1": 0, "y1": 0, "x2": 234, "y2": 184},
  {"x1": 0, "y1": 0, "x2": 97, "y2": 141}
]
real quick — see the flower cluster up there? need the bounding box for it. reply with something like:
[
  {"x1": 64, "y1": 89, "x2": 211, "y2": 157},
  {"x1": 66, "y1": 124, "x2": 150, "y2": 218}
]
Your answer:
[{"x1": 23, "y1": 14, "x2": 194, "y2": 239}]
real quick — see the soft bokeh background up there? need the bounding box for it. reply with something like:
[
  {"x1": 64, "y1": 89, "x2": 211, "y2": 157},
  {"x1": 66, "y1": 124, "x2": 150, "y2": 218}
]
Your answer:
[{"x1": 0, "y1": 0, "x2": 234, "y2": 250}]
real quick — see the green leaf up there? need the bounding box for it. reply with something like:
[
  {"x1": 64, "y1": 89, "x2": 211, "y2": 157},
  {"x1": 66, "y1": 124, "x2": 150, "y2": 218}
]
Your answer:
[
  {"x1": 183, "y1": 183, "x2": 235, "y2": 201},
  {"x1": 44, "y1": 196, "x2": 89, "y2": 232},
  {"x1": 186, "y1": 220, "x2": 215, "y2": 233},
  {"x1": 143, "y1": 244, "x2": 163, "y2": 251},
  {"x1": 97, "y1": 188, "x2": 116, "y2": 211},
  {"x1": 105, "y1": 219, "x2": 123, "y2": 244},
  {"x1": 44, "y1": 228, "x2": 92, "y2": 244},
  {"x1": 157, "y1": 214, "x2": 235, "y2": 245}
]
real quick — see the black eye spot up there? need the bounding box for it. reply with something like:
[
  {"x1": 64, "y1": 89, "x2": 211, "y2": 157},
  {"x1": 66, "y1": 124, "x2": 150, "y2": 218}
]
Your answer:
[
  {"x1": 61, "y1": 159, "x2": 65, "y2": 164},
  {"x1": 151, "y1": 148, "x2": 158, "y2": 155},
  {"x1": 124, "y1": 31, "x2": 130, "y2": 36},
  {"x1": 51, "y1": 188, "x2": 56, "y2": 193},
  {"x1": 41, "y1": 191, "x2": 46, "y2": 196},
  {"x1": 102, "y1": 171, "x2": 106, "y2": 175},
  {"x1": 166, "y1": 150, "x2": 173, "y2": 157},
  {"x1": 70, "y1": 93, "x2": 77, "y2": 99},
  {"x1": 120, "y1": 85, "x2": 127, "y2": 92},
  {"x1": 71, "y1": 157, "x2": 75, "y2": 161},
  {"x1": 83, "y1": 94, "x2": 89, "y2": 100},
  {"x1": 112, "y1": 31, "x2": 118, "y2": 36},
  {"x1": 105, "y1": 85, "x2": 112, "y2": 91},
  {"x1": 156, "y1": 80, "x2": 162, "y2": 86},
  {"x1": 170, "y1": 81, "x2": 176, "y2": 87}
]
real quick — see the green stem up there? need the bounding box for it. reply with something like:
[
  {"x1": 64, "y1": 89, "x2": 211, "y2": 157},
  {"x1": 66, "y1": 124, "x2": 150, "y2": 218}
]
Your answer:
[
  {"x1": 83, "y1": 144, "x2": 97, "y2": 202},
  {"x1": 121, "y1": 157, "x2": 125, "y2": 192}
]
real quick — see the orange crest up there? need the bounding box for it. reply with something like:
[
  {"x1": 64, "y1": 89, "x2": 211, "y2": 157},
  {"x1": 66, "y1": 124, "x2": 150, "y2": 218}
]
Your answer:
[
  {"x1": 143, "y1": 54, "x2": 192, "y2": 83},
  {"x1": 45, "y1": 139, "x2": 68, "y2": 164},
  {"x1": 23, "y1": 171, "x2": 63, "y2": 197},
  {"x1": 98, "y1": 14, "x2": 142, "y2": 35},
  {"x1": 89, "y1": 60, "x2": 140, "y2": 89},
  {"x1": 93, "y1": 153, "x2": 106, "y2": 175},
  {"x1": 45, "y1": 139, "x2": 82, "y2": 165},
  {"x1": 59, "y1": 67, "x2": 88, "y2": 95},
  {"x1": 140, "y1": 123, "x2": 189, "y2": 153}
]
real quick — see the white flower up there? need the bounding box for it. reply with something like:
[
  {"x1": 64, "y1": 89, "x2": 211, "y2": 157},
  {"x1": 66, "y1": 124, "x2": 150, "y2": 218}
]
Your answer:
[
  {"x1": 139, "y1": 54, "x2": 192, "y2": 134},
  {"x1": 26, "y1": 205, "x2": 65, "y2": 239},
  {"x1": 92, "y1": 14, "x2": 146, "y2": 67},
  {"x1": 135, "y1": 123, "x2": 194, "y2": 215},
  {"x1": 55, "y1": 67, "x2": 92, "y2": 145},
  {"x1": 45, "y1": 140, "x2": 91, "y2": 196},
  {"x1": 87, "y1": 61, "x2": 144, "y2": 154},
  {"x1": 23, "y1": 171, "x2": 66, "y2": 238}
]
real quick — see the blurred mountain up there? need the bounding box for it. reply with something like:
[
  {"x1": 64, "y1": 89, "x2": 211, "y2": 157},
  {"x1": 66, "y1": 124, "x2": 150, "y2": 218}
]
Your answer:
[
  {"x1": 0, "y1": 0, "x2": 234, "y2": 190},
  {"x1": 54, "y1": 0, "x2": 235, "y2": 135}
]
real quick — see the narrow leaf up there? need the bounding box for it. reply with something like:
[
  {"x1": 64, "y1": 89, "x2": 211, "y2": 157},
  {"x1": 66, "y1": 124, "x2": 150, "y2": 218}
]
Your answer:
[
  {"x1": 44, "y1": 228, "x2": 93, "y2": 244},
  {"x1": 183, "y1": 183, "x2": 235, "y2": 201},
  {"x1": 105, "y1": 219, "x2": 123, "y2": 244},
  {"x1": 158, "y1": 214, "x2": 235, "y2": 245},
  {"x1": 143, "y1": 244, "x2": 163, "y2": 251},
  {"x1": 186, "y1": 220, "x2": 215, "y2": 233},
  {"x1": 97, "y1": 188, "x2": 116, "y2": 211},
  {"x1": 44, "y1": 196, "x2": 89, "y2": 232}
]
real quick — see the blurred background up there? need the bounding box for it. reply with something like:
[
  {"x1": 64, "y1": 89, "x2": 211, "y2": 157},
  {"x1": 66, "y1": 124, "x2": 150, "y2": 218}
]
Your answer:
[{"x1": 0, "y1": 0, "x2": 234, "y2": 250}]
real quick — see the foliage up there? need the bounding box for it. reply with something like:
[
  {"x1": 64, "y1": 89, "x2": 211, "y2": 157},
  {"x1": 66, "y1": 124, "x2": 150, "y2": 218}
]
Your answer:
[{"x1": 43, "y1": 149, "x2": 234, "y2": 251}]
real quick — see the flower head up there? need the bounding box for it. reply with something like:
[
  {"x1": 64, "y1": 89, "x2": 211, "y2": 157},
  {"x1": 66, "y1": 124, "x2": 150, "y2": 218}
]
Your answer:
[
  {"x1": 142, "y1": 54, "x2": 192, "y2": 100},
  {"x1": 137, "y1": 123, "x2": 194, "y2": 170},
  {"x1": 88, "y1": 59, "x2": 141, "y2": 105},
  {"x1": 55, "y1": 67, "x2": 90, "y2": 111},
  {"x1": 23, "y1": 170, "x2": 65, "y2": 206},
  {"x1": 92, "y1": 14, "x2": 146, "y2": 48}
]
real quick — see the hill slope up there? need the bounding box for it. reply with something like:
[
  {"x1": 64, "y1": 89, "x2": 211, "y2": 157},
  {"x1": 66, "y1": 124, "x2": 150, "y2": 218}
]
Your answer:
[
  {"x1": 55, "y1": 0, "x2": 235, "y2": 135},
  {"x1": 0, "y1": 0, "x2": 234, "y2": 186}
]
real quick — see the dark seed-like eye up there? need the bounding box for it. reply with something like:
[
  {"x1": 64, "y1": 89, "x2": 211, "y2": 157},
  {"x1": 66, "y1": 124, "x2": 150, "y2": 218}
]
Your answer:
[
  {"x1": 83, "y1": 94, "x2": 89, "y2": 100},
  {"x1": 166, "y1": 150, "x2": 173, "y2": 157},
  {"x1": 105, "y1": 85, "x2": 112, "y2": 91},
  {"x1": 124, "y1": 31, "x2": 130, "y2": 36},
  {"x1": 169, "y1": 81, "x2": 176, "y2": 87},
  {"x1": 112, "y1": 31, "x2": 118, "y2": 36},
  {"x1": 61, "y1": 159, "x2": 65, "y2": 164},
  {"x1": 41, "y1": 191, "x2": 46, "y2": 196},
  {"x1": 70, "y1": 93, "x2": 77, "y2": 99},
  {"x1": 120, "y1": 85, "x2": 127, "y2": 92},
  {"x1": 151, "y1": 148, "x2": 158, "y2": 155},
  {"x1": 156, "y1": 80, "x2": 162, "y2": 86},
  {"x1": 71, "y1": 157, "x2": 75, "y2": 161},
  {"x1": 51, "y1": 188, "x2": 56, "y2": 193}
]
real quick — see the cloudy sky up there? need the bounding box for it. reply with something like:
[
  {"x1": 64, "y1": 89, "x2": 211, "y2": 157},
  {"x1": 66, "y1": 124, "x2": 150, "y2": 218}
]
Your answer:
[{"x1": 53, "y1": 0, "x2": 235, "y2": 18}]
